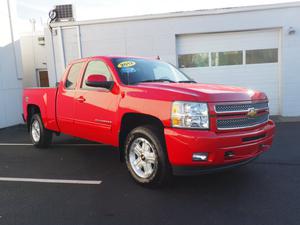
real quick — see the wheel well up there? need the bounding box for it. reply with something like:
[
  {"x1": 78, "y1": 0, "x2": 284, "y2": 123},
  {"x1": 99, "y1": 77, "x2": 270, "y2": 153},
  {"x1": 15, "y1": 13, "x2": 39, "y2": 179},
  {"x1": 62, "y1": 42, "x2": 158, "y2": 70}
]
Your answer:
[
  {"x1": 26, "y1": 104, "x2": 40, "y2": 131},
  {"x1": 119, "y1": 113, "x2": 165, "y2": 161}
]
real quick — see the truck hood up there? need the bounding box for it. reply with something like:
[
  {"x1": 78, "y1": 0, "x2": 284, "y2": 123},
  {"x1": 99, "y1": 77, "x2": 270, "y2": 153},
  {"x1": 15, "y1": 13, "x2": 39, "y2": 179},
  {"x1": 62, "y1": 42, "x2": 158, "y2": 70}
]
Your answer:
[{"x1": 133, "y1": 83, "x2": 267, "y2": 102}]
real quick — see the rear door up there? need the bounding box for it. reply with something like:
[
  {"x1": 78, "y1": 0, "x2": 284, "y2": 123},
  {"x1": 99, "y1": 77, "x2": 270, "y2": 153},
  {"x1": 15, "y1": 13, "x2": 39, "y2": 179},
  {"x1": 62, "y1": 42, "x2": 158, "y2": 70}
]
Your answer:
[
  {"x1": 56, "y1": 62, "x2": 85, "y2": 136},
  {"x1": 74, "y1": 59, "x2": 118, "y2": 144}
]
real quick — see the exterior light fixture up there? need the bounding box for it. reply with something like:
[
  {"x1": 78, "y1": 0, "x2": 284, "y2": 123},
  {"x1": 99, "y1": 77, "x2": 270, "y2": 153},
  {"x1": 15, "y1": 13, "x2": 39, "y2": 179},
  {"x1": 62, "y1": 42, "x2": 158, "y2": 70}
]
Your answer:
[{"x1": 288, "y1": 27, "x2": 296, "y2": 35}]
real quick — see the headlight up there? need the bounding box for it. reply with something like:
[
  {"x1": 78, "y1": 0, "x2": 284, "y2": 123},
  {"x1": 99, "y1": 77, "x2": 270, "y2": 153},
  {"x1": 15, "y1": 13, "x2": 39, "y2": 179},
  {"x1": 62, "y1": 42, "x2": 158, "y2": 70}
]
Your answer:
[{"x1": 171, "y1": 101, "x2": 209, "y2": 129}]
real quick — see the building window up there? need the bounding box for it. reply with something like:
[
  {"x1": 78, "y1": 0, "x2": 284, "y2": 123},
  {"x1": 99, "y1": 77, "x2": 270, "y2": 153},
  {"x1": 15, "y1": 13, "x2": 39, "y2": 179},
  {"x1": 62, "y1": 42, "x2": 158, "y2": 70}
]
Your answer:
[
  {"x1": 211, "y1": 51, "x2": 243, "y2": 66},
  {"x1": 178, "y1": 53, "x2": 209, "y2": 68},
  {"x1": 246, "y1": 48, "x2": 278, "y2": 64},
  {"x1": 178, "y1": 48, "x2": 278, "y2": 68}
]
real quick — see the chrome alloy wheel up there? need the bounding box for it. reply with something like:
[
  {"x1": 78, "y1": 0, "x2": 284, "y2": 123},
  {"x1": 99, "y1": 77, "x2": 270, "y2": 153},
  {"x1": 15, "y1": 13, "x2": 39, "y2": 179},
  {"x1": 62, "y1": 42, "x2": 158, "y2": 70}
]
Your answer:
[
  {"x1": 129, "y1": 137, "x2": 158, "y2": 179},
  {"x1": 31, "y1": 120, "x2": 41, "y2": 142}
]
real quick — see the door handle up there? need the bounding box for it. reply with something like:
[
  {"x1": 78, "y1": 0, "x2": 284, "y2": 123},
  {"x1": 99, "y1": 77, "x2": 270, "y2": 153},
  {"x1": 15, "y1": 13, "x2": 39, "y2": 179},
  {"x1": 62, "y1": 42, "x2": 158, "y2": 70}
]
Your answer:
[{"x1": 76, "y1": 96, "x2": 86, "y2": 103}]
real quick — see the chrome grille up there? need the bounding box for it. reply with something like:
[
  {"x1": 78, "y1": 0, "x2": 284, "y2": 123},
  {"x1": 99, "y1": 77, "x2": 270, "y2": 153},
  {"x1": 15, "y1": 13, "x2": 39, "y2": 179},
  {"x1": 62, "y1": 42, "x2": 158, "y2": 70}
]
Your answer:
[
  {"x1": 215, "y1": 102, "x2": 268, "y2": 113},
  {"x1": 217, "y1": 113, "x2": 269, "y2": 130},
  {"x1": 215, "y1": 101, "x2": 269, "y2": 130}
]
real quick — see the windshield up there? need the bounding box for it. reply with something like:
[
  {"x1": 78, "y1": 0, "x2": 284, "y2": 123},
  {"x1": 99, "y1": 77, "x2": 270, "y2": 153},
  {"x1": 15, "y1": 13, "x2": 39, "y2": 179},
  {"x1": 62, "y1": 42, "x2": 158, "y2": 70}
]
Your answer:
[{"x1": 112, "y1": 58, "x2": 194, "y2": 85}]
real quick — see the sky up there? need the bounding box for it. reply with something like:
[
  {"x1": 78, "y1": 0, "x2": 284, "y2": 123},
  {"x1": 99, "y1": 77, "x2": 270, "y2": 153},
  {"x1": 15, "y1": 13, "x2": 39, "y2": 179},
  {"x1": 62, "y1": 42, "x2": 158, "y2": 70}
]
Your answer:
[{"x1": 1, "y1": 0, "x2": 299, "y2": 42}]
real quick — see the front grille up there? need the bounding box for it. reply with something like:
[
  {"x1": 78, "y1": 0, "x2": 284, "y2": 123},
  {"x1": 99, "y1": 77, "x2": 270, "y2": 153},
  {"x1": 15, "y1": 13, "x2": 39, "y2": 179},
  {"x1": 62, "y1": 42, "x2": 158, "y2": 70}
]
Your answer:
[
  {"x1": 217, "y1": 113, "x2": 269, "y2": 130},
  {"x1": 215, "y1": 102, "x2": 268, "y2": 113}
]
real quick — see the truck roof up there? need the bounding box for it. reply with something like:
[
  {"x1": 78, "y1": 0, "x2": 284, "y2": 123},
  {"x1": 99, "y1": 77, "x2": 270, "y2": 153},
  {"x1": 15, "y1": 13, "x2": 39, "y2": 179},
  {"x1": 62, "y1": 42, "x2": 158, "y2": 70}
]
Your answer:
[{"x1": 69, "y1": 55, "x2": 159, "y2": 64}]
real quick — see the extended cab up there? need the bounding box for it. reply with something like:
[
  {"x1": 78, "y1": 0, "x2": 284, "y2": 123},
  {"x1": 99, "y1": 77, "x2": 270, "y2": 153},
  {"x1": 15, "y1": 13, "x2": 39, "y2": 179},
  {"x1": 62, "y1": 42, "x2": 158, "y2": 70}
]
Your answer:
[{"x1": 23, "y1": 56, "x2": 275, "y2": 186}]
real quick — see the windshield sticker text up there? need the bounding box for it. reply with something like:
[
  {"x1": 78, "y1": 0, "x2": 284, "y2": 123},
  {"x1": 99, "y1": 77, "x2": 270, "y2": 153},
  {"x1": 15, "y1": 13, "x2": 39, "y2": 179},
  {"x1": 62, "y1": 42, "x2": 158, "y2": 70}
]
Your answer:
[
  {"x1": 117, "y1": 61, "x2": 136, "y2": 68},
  {"x1": 120, "y1": 67, "x2": 136, "y2": 73}
]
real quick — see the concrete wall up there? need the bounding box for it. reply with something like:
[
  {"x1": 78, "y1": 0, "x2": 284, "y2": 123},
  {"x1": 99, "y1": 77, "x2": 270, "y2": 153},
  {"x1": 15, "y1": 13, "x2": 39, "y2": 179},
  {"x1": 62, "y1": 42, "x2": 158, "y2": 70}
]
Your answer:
[
  {"x1": 46, "y1": 3, "x2": 300, "y2": 116},
  {"x1": 0, "y1": 0, "x2": 23, "y2": 128}
]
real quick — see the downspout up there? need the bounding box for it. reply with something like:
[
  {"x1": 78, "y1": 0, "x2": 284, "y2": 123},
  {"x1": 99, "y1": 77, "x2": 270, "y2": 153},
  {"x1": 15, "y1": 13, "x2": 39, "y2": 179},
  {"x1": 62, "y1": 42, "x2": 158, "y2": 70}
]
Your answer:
[
  {"x1": 7, "y1": 0, "x2": 22, "y2": 80},
  {"x1": 50, "y1": 27, "x2": 58, "y2": 84},
  {"x1": 76, "y1": 25, "x2": 82, "y2": 58}
]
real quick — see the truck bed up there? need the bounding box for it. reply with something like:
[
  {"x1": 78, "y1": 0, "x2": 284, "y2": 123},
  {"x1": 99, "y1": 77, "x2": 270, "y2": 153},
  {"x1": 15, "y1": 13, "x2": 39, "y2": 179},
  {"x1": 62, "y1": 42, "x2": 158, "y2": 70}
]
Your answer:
[{"x1": 23, "y1": 87, "x2": 59, "y2": 132}]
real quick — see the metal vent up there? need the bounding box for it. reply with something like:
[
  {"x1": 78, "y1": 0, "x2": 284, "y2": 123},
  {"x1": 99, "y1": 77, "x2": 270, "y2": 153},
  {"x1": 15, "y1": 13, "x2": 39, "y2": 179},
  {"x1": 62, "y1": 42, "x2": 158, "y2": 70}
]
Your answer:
[{"x1": 55, "y1": 4, "x2": 74, "y2": 22}]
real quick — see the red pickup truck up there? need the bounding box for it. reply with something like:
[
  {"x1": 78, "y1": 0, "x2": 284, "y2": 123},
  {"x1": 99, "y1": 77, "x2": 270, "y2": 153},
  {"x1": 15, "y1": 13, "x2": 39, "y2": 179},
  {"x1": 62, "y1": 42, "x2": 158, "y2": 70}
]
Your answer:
[{"x1": 23, "y1": 56, "x2": 275, "y2": 186}]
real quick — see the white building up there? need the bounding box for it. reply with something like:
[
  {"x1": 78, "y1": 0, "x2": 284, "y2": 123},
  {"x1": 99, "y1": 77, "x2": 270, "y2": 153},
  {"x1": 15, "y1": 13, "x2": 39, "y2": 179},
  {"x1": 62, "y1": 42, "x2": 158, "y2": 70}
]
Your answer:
[
  {"x1": 46, "y1": 2, "x2": 300, "y2": 116},
  {"x1": 20, "y1": 33, "x2": 49, "y2": 88},
  {"x1": 0, "y1": 0, "x2": 23, "y2": 129}
]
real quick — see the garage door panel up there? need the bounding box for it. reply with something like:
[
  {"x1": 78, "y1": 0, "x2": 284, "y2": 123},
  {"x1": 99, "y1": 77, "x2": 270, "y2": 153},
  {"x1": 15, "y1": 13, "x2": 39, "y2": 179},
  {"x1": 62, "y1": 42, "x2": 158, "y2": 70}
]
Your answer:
[
  {"x1": 177, "y1": 30, "x2": 279, "y2": 53},
  {"x1": 177, "y1": 29, "x2": 280, "y2": 115},
  {"x1": 62, "y1": 28, "x2": 79, "y2": 65},
  {"x1": 183, "y1": 66, "x2": 278, "y2": 113}
]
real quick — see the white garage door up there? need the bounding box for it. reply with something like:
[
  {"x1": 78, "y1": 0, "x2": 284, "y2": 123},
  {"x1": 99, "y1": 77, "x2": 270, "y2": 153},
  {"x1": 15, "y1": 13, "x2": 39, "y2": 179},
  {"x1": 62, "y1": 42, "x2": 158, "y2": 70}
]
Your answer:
[{"x1": 176, "y1": 29, "x2": 280, "y2": 115}]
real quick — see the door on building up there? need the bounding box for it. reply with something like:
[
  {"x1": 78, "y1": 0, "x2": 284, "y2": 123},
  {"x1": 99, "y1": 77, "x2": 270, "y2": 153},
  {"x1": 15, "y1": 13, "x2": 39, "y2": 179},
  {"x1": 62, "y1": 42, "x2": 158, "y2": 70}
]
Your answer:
[
  {"x1": 176, "y1": 29, "x2": 280, "y2": 115},
  {"x1": 37, "y1": 70, "x2": 49, "y2": 87}
]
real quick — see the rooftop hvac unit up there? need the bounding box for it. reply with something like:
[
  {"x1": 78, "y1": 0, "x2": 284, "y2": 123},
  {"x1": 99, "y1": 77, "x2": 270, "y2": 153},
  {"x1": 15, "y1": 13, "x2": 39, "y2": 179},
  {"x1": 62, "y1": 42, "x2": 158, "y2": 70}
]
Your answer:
[{"x1": 53, "y1": 4, "x2": 74, "y2": 22}]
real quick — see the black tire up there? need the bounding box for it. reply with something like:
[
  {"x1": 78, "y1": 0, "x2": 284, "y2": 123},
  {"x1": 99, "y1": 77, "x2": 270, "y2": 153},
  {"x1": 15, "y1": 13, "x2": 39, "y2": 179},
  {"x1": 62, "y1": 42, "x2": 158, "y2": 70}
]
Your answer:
[
  {"x1": 30, "y1": 114, "x2": 52, "y2": 148},
  {"x1": 124, "y1": 125, "x2": 171, "y2": 187}
]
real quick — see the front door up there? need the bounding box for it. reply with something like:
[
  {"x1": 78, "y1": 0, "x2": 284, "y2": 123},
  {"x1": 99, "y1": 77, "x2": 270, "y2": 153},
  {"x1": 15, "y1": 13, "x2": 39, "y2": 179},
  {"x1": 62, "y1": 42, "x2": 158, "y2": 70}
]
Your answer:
[{"x1": 74, "y1": 60, "x2": 118, "y2": 144}]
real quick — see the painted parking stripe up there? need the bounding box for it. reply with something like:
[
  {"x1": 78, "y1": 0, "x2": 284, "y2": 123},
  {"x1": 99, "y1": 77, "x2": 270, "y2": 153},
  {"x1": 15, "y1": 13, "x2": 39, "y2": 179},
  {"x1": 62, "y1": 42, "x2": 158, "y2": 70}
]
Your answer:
[
  {"x1": 0, "y1": 177, "x2": 102, "y2": 185},
  {"x1": 0, "y1": 143, "x2": 107, "y2": 146},
  {"x1": 0, "y1": 143, "x2": 33, "y2": 146}
]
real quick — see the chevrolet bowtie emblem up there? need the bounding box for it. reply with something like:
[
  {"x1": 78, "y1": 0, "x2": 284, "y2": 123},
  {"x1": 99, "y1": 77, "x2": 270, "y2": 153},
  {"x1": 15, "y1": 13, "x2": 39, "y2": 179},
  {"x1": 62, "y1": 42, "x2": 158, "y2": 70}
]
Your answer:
[{"x1": 247, "y1": 108, "x2": 257, "y2": 118}]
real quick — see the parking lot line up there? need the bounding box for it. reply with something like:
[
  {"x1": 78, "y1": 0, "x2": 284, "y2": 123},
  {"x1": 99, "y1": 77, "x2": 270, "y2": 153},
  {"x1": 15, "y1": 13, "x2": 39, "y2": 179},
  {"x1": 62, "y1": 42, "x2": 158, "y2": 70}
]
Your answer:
[
  {"x1": 0, "y1": 143, "x2": 33, "y2": 146},
  {"x1": 0, "y1": 177, "x2": 102, "y2": 185},
  {"x1": 0, "y1": 143, "x2": 106, "y2": 146}
]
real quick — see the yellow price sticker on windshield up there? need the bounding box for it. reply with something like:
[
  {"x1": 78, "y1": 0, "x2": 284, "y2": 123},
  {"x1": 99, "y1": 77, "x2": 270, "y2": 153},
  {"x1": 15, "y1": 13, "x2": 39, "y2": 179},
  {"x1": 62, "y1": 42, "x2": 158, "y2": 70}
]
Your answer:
[{"x1": 117, "y1": 61, "x2": 136, "y2": 68}]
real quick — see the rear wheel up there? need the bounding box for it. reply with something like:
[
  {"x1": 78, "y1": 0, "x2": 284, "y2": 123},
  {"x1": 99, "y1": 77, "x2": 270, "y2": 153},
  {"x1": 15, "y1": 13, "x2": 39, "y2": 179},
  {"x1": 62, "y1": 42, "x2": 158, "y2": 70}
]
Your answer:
[
  {"x1": 30, "y1": 114, "x2": 52, "y2": 148},
  {"x1": 124, "y1": 125, "x2": 171, "y2": 187}
]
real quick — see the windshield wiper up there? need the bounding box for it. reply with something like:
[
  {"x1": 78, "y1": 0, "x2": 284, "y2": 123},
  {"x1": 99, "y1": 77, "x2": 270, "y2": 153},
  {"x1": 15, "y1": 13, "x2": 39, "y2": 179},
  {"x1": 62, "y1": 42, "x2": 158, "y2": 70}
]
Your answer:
[
  {"x1": 178, "y1": 80, "x2": 197, "y2": 83},
  {"x1": 137, "y1": 79, "x2": 176, "y2": 84}
]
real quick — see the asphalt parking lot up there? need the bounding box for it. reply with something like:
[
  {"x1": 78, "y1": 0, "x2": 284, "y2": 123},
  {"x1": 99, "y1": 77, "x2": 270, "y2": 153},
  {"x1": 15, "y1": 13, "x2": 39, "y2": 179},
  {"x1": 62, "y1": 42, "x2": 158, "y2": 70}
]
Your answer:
[{"x1": 0, "y1": 122, "x2": 299, "y2": 225}]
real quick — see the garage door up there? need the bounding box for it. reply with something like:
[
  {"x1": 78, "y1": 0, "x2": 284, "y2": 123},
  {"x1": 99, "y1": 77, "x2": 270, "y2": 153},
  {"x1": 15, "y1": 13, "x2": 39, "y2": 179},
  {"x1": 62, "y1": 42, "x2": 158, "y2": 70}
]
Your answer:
[{"x1": 176, "y1": 29, "x2": 280, "y2": 115}]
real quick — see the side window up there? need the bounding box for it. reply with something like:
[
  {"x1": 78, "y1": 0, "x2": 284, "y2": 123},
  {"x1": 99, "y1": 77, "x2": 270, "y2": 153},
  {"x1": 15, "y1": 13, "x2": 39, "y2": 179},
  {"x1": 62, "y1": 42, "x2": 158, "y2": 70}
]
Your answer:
[
  {"x1": 81, "y1": 60, "x2": 113, "y2": 89},
  {"x1": 65, "y1": 62, "x2": 84, "y2": 89}
]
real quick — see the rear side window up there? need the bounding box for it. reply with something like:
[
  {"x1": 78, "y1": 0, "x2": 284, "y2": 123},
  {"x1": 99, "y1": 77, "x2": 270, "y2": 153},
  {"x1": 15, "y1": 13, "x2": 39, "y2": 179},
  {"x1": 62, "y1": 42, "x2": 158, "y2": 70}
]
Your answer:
[
  {"x1": 81, "y1": 60, "x2": 112, "y2": 89},
  {"x1": 65, "y1": 62, "x2": 84, "y2": 89}
]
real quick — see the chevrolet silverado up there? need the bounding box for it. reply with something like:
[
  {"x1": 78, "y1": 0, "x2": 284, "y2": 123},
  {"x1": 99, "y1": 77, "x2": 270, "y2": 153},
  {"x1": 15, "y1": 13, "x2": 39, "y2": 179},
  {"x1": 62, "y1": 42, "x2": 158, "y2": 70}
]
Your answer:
[{"x1": 23, "y1": 56, "x2": 275, "y2": 186}]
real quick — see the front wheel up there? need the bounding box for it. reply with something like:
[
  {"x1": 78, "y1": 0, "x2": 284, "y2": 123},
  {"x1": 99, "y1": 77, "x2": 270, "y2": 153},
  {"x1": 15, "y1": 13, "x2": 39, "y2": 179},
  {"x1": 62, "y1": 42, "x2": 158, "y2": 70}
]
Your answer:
[
  {"x1": 124, "y1": 125, "x2": 171, "y2": 187},
  {"x1": 30, "y1": 114, "x2": 52, "y2": 148}
]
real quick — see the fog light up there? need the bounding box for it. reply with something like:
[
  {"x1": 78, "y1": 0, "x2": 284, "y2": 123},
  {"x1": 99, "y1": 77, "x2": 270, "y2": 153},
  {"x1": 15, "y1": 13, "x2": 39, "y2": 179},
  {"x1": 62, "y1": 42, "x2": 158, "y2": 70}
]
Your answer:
[
  {"x1": 225, "y1": 151, "x2": 235, "y2": 159},
  {"x1": 192, "y1": 152, "x2": 208, "y2": 161}
]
